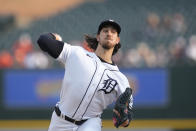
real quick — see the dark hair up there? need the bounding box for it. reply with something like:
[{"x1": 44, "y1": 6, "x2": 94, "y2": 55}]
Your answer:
[{"x1": 84, "y1": 34, "x2": 121, "y2": 55}]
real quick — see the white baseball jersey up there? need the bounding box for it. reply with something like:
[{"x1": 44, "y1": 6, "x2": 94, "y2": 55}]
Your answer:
[{"x1": 56, "y1": 42, "x2": 133, "y2": 121}]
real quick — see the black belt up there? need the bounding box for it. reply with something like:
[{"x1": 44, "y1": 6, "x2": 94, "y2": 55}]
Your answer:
[{"x1": 54, "y1": 106, "x2": 87, "y2": 125}]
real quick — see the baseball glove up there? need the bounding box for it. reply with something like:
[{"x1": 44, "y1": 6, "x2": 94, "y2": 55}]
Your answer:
[{"x1": 113, "y1": 88, "x2": 133, "y2": 128}]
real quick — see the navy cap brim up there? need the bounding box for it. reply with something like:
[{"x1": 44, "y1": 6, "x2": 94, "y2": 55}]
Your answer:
[{"x1": 98, "y1": 20, "x2": 121, "y2": 34}]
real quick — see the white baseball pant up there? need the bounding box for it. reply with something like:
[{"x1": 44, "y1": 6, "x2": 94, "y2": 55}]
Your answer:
[{"x1": 48, "y1": 111, "x2": 102, "y2": 131}]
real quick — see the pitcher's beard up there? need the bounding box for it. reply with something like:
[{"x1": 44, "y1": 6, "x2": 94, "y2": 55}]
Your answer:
[{"x1": 101, "y1": 42, "x2": 115, "y2": 50}]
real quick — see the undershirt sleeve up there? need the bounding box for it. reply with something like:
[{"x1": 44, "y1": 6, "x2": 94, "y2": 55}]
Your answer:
[{"x1": 37, "y1": 33, "x2": 64, "y2": 59}]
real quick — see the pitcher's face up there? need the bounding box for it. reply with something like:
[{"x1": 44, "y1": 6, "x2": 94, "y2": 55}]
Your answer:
[{"x1": 97, "y1": 27, "x2": 120, "y2": 49}]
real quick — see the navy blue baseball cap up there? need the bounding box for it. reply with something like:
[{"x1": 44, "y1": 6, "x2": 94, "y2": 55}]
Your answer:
[{"x1": 97, "y1": 19, "x2": 121, "y2": 35}]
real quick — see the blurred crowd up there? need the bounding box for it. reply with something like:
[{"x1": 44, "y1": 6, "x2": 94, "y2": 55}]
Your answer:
[
  {"x1": 0, "y1": 33, "x2": 52, "y2": 69},
  {"x1": 114, "y1": 12, "x2": 196, "y2": 68},
  {"x1": 113, "y1": 36, "x2": 196, "y2": 68},
  {"x1": 0, "y1": 12, "x2": 196, "y2": 69}
]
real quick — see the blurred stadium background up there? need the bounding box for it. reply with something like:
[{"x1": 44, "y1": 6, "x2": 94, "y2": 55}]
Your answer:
[{"x1": 0, "y1": 0, "x2": 196, "y2": 131}]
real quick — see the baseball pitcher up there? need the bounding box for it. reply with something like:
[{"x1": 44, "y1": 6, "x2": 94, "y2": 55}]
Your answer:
[{"x1": 37, "y1": 19, "x2": 134, "y2": 131}]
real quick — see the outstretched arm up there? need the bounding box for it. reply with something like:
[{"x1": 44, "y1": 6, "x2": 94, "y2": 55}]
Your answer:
[{"x1": 37, "y1": 33, "x2": 64, "y2": 59}]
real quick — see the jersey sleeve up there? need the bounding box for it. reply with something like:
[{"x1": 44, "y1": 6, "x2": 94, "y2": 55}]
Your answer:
[
  {"x1": 124, "y1": 77, "x2": 134, "y2": 109},
  {"x1": 116, "y1": 74, "x2": 133, "y2": 109},
  {"x1": 56, "y1": 42, "x2": 71, "y2": 64},
  {"x1": 129, "y1": 95, "x2": 133, "y2": 109}
]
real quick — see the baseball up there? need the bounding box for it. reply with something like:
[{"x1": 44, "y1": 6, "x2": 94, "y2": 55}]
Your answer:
[{"x1": 53, "y1": 33, "x2": 62, "y2": 41}]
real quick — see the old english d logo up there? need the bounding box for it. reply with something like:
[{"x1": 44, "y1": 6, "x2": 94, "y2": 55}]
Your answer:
[{"x1": 99, "y1": 75, "x2": 118, "y2": 94}]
